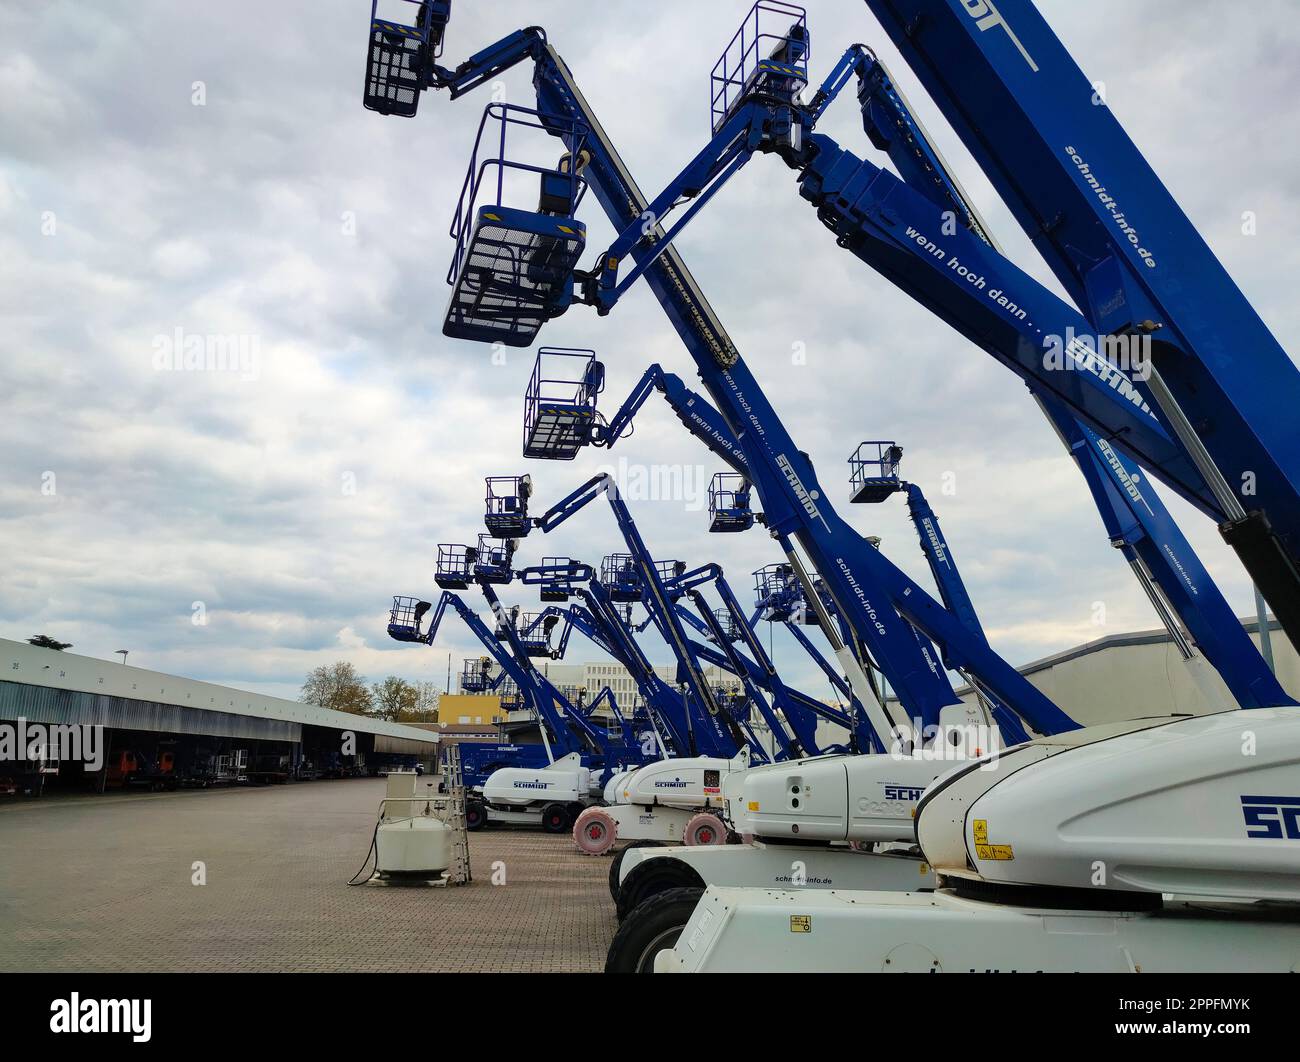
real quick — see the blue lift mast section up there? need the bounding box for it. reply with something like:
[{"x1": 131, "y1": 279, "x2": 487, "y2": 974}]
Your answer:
[
  {"x1": 806, "y1": 40, "x2": 1291, "y2": 710},
  {"x1": 848, "y1": 443, "x2": 1032, "y2": 743},
  {"x1": 861, "y1": 0, "x2": 1300, "y2": 647},
  {"x1": 535, "y1": 357, "x2": 977, "y2": 739},
  {"x1": 388, "y1": 587, "x2": 640, "y2": 779},
  {"x1": 530, "y1": 39, "x2": 1078, "y2": 741},
  {"x1": 389, "y1": 591, "x2": 578, "y2": 762},
  {"x1": 669, "y1": 565, "x2": 816, "y2": 758},
  {"x1": 520, "y1": 559, "x2": 754, "y2": 760},
  {"x1": 474, "y1": 581, "x2": 644, "y2": 770},
  {"x1": 668, "y1": 562, "x2": 867, "y2": 756}
]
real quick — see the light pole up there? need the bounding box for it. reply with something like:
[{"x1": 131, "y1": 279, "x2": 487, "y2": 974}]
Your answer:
[{"x1": 115, "y1": 650, "x2": 129, "y2": 666}]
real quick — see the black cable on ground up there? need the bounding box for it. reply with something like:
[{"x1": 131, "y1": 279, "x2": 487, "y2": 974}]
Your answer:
[{"x1": 346, "y1": 819, "x2": 380, "y2": 886}]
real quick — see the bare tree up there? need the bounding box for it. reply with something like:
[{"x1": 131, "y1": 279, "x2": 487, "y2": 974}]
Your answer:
[
  {"x1": 413, "y1": 681, "x2": 440, "y2": 720},
  {"x1": 301, "y1": 661, "x2": 373, "y2": 716}
]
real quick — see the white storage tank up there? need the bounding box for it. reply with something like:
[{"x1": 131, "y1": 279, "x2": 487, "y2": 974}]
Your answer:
[{"x1": 375, "y1": 816, "x2": 453, "y2": 876}]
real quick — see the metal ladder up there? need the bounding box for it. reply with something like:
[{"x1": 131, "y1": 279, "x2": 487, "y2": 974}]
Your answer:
[{"x1": 442, "y1": 743, "x2": 472, "y2": 885}]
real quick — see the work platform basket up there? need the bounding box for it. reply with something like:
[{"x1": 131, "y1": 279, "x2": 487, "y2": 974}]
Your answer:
[
  {"x1": 485, "y1": 475, "x2": 533, "y2": 538},
  {"x1": 473, "y1": 534, "x2": 515, "y2": 585},
  {"x1": 710, "y1": 2, "x2": 809, "y2": 133},
  {"x1": 460, "y1": 657, "x2": 496, "y2": 693},
  {"x1": 655, "y1": 559, "x2": 688, "y2": 591},
  {"x1": 708, "y1": 472, "x2": 755, "y2": 533},
  {"x1": 363, "y1": 0, "x2": 449, "y2": 117},
  {"x1": 517, "y1": 613, "x2": 560, "y2": 659},
  {"x1": 712, "y1": 608, "x2": 744, "y2": 643},
  {"x1": 753, "y1": 564, "x2": 815, "y2": 624},
  {"x1": 849, "y1": 441, "x2": 905, "y2": 503},
  {"x1": 497, "y1": 678, "x2": 523, "y2": 713},
  {"x1": 435, "y1": 544, "x2": 475, "y2": 589},
  {"x1": 523, "y1": 348, "x2": 604, "y2": 460},
  {"x1": 536, "y1": 557, "x2": 583, "y2": 602},
  {"x1": 444, "y1": 104, "x2": 590, "y2": 347},
  {"x1": 388, "y1": 596, "x2": 432, "y2": 642},
  {"x1": 602, "y1": 554, "x2": 642, "y2": 603}
]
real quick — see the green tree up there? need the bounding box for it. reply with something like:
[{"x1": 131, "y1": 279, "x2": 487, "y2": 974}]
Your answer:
[
  {"x1": 28, "y1": 635, "x2": 73, "y2": 651},
  {"x1": 300, "y1": 661, "x2": 373, "y2": 716},
  {"x1": 370, "y1": 676, "x2": 418, "y2": 722}
]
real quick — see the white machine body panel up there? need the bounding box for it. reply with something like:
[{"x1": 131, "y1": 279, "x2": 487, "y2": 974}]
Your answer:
[
  {"x1": 619, "y1": 840, "x2": 935, "y2": 894},
  {"x1": 917, "y1": 708, "x2": 1300, "y2": 902},
  {"x1": 725, "y1": 752, "x2": 964, "y2": 843},
  {"x1": 614, "y1": 756, "x2": 739, "y2": 810},
  {"x1": 657, "y1": 886, "x2": 1300, "y2": 973},
  {"x1": 479, "y1": 752, "x2": 590, "y2": 808},
  {"x1": 603, "y1": 768, "x2": 639, "y2": 805},
  {"x1": 601, "y1": 803, "x2": 699, "y2": 843}
]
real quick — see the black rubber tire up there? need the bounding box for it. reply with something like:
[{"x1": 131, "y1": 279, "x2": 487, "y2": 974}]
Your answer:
[
  {"x1": 605, "y1": 887, "x2": 704, "y2": 973},
  {"x1": 608, "y1": 840, "x2": 667, "y2": 901},
  {"x1": 465, "y1": 801, "x2": 488, "y2": 832},
  {"x1": 541, "y1": 803, "x2": 570, "y2": 834},
  {"x1": 615, "y1": 856, "x2": 706, "y2": 922}
]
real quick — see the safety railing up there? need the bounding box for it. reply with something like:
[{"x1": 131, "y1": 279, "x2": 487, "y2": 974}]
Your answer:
[{"x1": 710, "y1": 2, "x2": 809, "y2": 132}]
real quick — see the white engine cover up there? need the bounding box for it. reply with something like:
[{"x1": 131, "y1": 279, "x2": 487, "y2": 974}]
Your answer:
[
  {"x1": 612, "y1": 756, "x2": 741, "y2": 810},
  {"x1": 603, "y1": 768, "x2": 639, "y2": 805},
  {"x1": 726, "y1": 753, "x2": 963, "y2": 842},
  {"x1": 480, "y1": 753, "x2": 589, "y2": 807},
  {"x1": 917, "y1": 707, "x2": 1300, "y2": 902}
]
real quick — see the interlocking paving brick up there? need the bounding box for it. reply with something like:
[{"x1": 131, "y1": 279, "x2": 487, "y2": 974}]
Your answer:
[{"x1": 0, "y1": 780, "x2": 616, "y2": 972}]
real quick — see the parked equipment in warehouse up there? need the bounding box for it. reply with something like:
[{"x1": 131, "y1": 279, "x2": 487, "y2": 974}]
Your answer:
[
  {"x1": 214, "y1": 750, "x2": 249, "y2": 785},
  {"x1": 0, "y1": 745, "x2": 59, "y2": 798},
  {"x1": 104, "y1": 749, "x2": 179, "y2": 791}
]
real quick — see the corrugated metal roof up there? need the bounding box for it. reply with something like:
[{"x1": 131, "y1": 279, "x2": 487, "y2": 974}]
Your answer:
[
  {"x1": 0, "y1": 681, "x2": 299, "y2": 742},
  {"x1": 0, "y1": 639, "x2": 437, "y2": 745}
]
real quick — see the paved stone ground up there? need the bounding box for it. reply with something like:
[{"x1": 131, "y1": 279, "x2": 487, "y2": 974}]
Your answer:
[{"x1": 0, "y1": 780, "x2": 616, "y2": 972}]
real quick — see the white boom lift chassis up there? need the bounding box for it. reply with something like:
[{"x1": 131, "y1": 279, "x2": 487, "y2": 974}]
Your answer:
[
  {"x1": 468, "y1": 754, "x2": 599, "y2": 834},
  {"x1": 574, "y1": 755, "x2": 749, "y2": 854},
  {"x1": 655, "y1": 709, "x2": 1300, "y2": 972}
]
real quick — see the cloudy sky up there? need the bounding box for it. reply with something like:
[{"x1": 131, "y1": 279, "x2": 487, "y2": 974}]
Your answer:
[{"x1": 2, "y1": 0, "x2": 1298, "y2": 704}]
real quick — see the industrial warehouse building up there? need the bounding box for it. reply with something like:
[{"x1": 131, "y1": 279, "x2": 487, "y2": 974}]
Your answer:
[
  {"x1": 5, "y1": 616, "x2": 1290, "y2": 797},
  {"x1": 959, "y1": 618, "x2": 1297, "y2": 726},
  {"x1": 0, "y1": 639, "x2": 438, "y2": 795}
]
